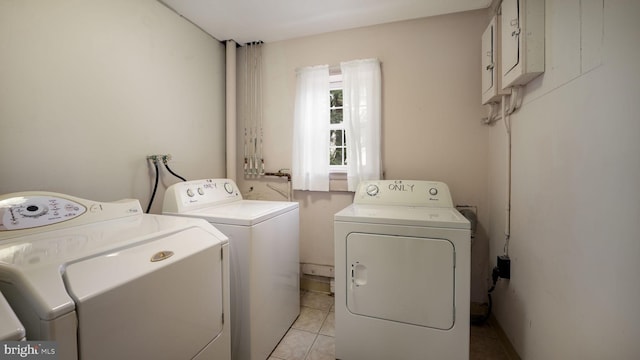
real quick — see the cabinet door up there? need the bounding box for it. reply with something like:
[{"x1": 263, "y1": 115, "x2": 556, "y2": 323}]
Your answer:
[
  {"x1": 481, "y1": 20, "x2": 495, "y2": 96},
  {"x1": 345, "y1": 232, "x2": 455, "y2": 330},
  {"x1": 502, "y1": 0, "x2": 520, "y2": 76}
]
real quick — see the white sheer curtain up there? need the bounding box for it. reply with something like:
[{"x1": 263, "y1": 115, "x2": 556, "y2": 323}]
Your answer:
[
  {"x1": 291, "y1": 65, "x2": 330, "y2": 191},
  {"x1": 341, "y1": 59, "x2": 382, "y2": 191}
]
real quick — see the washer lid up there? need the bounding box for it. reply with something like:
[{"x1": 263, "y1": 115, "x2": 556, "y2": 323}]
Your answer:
[
  {"x1": 167, "y1": 200, "x2": 299, "y2": 226},
  {"x1": 0, "y1": 214, "x2": 227, "y2": 321},
  {"x1": 64, "y1": 228, "x2": 224, "y2": 360},
  {"x1": 335, "y1": 204, "x2": 470, "y2": 229}
]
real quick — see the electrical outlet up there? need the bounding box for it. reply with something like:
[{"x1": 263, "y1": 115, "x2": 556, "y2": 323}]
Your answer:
[{"x1": 497, "y1": 255, "x2": 511, "y2": 279}]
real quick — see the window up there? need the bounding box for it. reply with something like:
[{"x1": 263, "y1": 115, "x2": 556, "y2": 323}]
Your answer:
[
  {"x1": 292, "y1": 59, "x2": 381, "y2": 192},
  {"x1": 329, "y1": 74, "x2": 346, "y2": 172}
]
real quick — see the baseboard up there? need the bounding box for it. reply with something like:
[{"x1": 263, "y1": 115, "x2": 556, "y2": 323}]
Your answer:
[{"x1": 300, "y1": 275, "x2": 332, "y2": 294}]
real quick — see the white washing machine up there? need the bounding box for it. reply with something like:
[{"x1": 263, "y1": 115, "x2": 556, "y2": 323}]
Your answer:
[
  {"x1": 334, "y1": 180, "x2": 471, "y2": 360},
  {"x1": 163, "y1": 179, "x2": 300, "y2": 360},
  {"x1": 0, "y1": 290, "x2": 25, "y2": 341},
  {"x1": 0, "y1": 191, "x2": 230, "y2": 360}
]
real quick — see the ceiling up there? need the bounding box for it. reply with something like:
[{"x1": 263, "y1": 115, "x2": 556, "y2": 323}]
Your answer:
[{"x1": 159, "y1": 0, "x2": 492, "y2": 44}]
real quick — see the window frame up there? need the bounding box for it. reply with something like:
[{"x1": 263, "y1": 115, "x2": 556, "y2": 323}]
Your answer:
[{"x1": 329, "y1": 73, "x2": 347, "y2": 173}]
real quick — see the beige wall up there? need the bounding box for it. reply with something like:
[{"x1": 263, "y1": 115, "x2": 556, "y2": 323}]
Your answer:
[
  {"x1": 0, "y1": 0, "x2": 226, "y2": 211},
  {"x1": 237, "y1": 10, "x2": 491, "y2": 302},
  {"x1": 488, "y1": 1, "x2": 640, "y2": 358}
]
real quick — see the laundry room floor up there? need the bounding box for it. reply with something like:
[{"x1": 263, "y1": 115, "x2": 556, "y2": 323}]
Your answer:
[{"x1": 269, "y1": 290, "x2": 517, "y2": 360}]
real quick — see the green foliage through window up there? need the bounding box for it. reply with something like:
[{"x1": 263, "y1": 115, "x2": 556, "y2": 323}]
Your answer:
[{"x1": 329, "y1": 88, "x2": 347, "y2": 167}]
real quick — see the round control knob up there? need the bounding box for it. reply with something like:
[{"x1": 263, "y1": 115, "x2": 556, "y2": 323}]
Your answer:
[
  {"x1": 429, "y1": 188, "x2": 438, "y2": 196},
  {"x1": 21, "y1": 204, "x2": 48, "y2": 218},
  {"x1": 197, "y1": 188, "x2": 204, "y2": 195},
  {"x1": 365, "y1": 184, "x2": 379, "y2": 196},
  {"x1": 223, "y1": 182, "x2": 234, "y2": 194},
  {"x1": 186, "y1": 189, "x2": 195, "y2": 197}
]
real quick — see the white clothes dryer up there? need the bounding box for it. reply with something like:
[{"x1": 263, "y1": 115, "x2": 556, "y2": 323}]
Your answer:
[
  {"x1": 0, "y1": 191, "x2": 230, "y2": 360},
  {"x1": 163, "y1": 179, "x2": 300, "y2": 360},
  {"x1": 334, "y1": 180, "x2": 471, "y2": 360}
]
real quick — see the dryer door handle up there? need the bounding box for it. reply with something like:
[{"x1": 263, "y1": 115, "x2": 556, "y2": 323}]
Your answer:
[{"x1": 351, "y1": 262, "x2": 368, "y2": 287}]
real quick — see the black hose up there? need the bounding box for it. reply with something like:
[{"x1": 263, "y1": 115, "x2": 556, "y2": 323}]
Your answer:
[
  {"x1": 163, "y1": 161, "x2": 187, "y2": 182},
  {"x1": 471, "y1": 267, "x2": 499, "y2": 325},
  {"x1": 474, "y1": 291, "x2": 493, "y2": 325},
  {"x1": 146, "y1": 160, "x2": 159, "y2": 213}
]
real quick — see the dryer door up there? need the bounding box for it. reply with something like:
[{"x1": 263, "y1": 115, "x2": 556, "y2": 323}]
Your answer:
[
  {"x1": 64, "y1": 228, "x2": 223, "y2": 360},
  {"x1": 346, "y1": 233, "x2": 455, "y2": 330}
]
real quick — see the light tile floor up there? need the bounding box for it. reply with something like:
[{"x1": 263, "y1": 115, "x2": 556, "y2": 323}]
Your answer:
[
  {"x1": 269, "y1": 291, "x2": 515, "y2": 360},
  {"x1": 269, "y1": 291, "x2": 335, "y2": 360}
]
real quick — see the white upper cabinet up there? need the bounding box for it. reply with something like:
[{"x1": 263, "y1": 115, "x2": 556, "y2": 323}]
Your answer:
[
  {"x1": 481, "y1": 15, "x2": 510, "y2": 104},
  {"x1": 500, "y1": 0, "x2": 545, "y2": 89}
]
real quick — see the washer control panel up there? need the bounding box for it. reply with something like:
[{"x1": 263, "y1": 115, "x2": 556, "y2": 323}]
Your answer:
[
  {"x1": 354, "y1": 180, "x2": 454, "y2": 208},
  {"x1": 163, "y1": 179, "x2": 242, "y2": 213},
  {"x1": 0, "y1": 196, "x2": 87, "y2": 230},
  {"x1": 0, "y1": 192, "x2": 142, "y2": 239}
]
